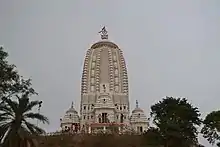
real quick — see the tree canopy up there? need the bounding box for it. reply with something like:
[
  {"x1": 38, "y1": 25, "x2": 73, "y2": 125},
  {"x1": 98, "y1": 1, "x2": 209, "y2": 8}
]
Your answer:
[
  {"x1": 0, "y1": 47, "x2": 36, "y2": 100},
  {"x1": 0, "y1": 46, "x2": 48, "y2": 147},
  {"x1": 201, "y1": 110, "x2": 220, "y2": 146},
  {"x1": 149, "y1": 97, "x2": 201, "y2": 147}
]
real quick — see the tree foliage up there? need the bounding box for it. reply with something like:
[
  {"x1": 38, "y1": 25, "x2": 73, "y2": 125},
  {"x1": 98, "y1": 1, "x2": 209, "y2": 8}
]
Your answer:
[
  {"x1": 0, "y1": 47, "x2": 36, "y2": 100},
  {"x1": 0, "y1": 93, "x2": 49, "y2": 147},
  {"x1": 149, "y1": 96, "x2": 201, "y2": 147},
  {"x1": 201, "y1": 110, "x2": 220, "y2": 146},
  {"x1": 142, "y1": 127, "x2": 163, "y2": 147},
  {"x1": 0, "y1": 46, "x2": 48, "y2": 147}
]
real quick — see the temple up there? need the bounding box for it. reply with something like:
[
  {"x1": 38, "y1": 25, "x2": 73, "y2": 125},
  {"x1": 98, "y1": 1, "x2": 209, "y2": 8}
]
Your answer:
[{"x1": 60, "y1": 27, "x2": 149, "y2": 134}]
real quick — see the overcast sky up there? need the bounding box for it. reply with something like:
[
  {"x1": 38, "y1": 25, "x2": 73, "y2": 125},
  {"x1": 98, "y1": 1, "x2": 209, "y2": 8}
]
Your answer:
[{"x1": 0, "y1": 0, "x2": 219, "y2": 146}]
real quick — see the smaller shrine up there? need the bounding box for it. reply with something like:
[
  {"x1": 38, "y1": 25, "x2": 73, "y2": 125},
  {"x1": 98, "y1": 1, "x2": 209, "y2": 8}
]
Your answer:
[
  {"x1": 60, "y1": 102, "x2": 80, "y2": 133},
  {"x1": 130, "y1": 100, "x2": 149, "y2": 133}
]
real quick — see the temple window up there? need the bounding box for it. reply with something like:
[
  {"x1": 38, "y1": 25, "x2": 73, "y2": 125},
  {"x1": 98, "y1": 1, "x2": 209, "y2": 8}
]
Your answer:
[
  {"x1": 124, "y1": 106, "x2": 126, "y2": 109},
  {"x1": 140, "y1": 126, "x2": 143, "y2": 132},
  {"x1": 87, "y1": 116, "x2": 89, "y2": 120},
  {"x1": 91, "y1": 115, "x2": 93, "y2": 119},
  {"x1": 120, "y1": 107, "x2": 122, "y2": 110},
  {"x1": 84, "y1": 106, "x2": 86, "y2": 110},
  {"x1": 83, "y1": 115, "x2": 86, "y2": 119}
]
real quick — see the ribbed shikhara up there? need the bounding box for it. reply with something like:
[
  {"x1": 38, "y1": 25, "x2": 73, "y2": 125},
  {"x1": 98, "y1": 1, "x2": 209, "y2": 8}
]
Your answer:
[
  {"x1": 81, "y1": 48, "x2": 92, "y2": 94},
  {"x1": 80, "y1": 41, "x2": 129, "y2": 95},
  {"x1": 80, "y1": 40, "x2": 130, "y2": 126}
]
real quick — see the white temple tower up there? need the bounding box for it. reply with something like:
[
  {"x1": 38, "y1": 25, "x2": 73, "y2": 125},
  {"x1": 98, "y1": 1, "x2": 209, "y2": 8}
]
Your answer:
[
  {"x1": 80, "y1": 27, "x2": 129, "y2": 133},
  {"x1": 58, "y1": 27, "x2": 149, "y2": 134}
]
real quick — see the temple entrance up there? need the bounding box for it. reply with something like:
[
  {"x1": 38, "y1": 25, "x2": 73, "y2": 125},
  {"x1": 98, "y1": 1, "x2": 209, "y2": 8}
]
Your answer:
[
  {"x1": 99, "y1": 117, "x2": 102, "y2": 123},
  {"x1": 98, "y1": 113, "x2": 109, "y2": 123},
  {"x1": 140, "y1": 126, "x2": 143, "y2": 132},
  {"x1": 137, "y1": 126, "x2": 143, "y2": 133},
  {"x1": 102, "y1": 113, "x2": 108, "y2": 123},
  {"x1": 120, "y1": 114, "x2": 124, "y2": 123}
]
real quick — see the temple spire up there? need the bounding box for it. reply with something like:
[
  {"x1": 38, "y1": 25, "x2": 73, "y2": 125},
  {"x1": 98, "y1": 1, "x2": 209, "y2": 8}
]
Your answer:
[
  {"x1": 98, "y1": 26, "x2": 108, "y2": 40},
  {"x1": 71, "y1": 101, "x2": 74, "y2": 108},
  {"x1": 136, "y1": 100, "x2": 139, "y2": 108}
]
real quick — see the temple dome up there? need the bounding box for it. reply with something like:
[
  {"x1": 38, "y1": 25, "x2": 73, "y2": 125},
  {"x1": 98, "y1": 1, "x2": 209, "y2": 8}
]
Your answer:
[
  {"x1": 132, "y1": 107, "x2": 144, "y2": 113},
  {"x1": 91, "y1": 40, "x2": 119, "y2": 49},
  {"x1": 130, "y1": 101, "x2": 148, "y2": 123},
  {"x1": 61, "y1": 102, "x2": 80, "y2": 124},
  {"x1": 66, "y1": 107, "x2": 78, "y2": 114}
]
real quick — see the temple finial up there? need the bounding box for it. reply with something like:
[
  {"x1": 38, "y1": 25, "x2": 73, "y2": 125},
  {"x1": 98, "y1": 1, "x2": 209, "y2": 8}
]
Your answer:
[
  {"x1": 98, "y1": 26, "x2": 108, "y2": 40},
  {"x1": 136, "y1": 100, "x2": 139, "y2": 108},
  {"x1": 71, "y1": 101, "x2": 74, "y2": 108}
]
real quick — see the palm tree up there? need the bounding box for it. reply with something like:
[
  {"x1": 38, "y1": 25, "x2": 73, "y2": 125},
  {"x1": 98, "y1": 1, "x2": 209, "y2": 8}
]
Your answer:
[{"x1": 0, "y1": 92, "x2": 49, "y2": 147}]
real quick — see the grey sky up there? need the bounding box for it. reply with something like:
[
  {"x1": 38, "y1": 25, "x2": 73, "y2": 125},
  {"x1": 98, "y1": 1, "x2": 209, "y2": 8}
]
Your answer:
[{"x1": 0, "y1": 0, "x2": 219, "y2": 146}]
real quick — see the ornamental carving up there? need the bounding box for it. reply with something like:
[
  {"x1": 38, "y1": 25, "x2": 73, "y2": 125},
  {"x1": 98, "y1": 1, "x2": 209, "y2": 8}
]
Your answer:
[
  {"x1": 114, "y1": 62, "x2": 118, "y2": 68},
  {"x1": 91, "y1": 70, "x2": 95, "y2": 77},
  {"x1": 115, "y1": 69, "x2": 118, "y2": 75},
  {"x1": 91, "y1": 78, "x2": 95, "y2": 84},
  {"x1": 90, "y1": 86, "x2": 94, "y2": 92},
  {"x1": 91, "y1": 62, "x2": 95, "y2": 69},
  {"x1": 92, "y1": 56, "x2": 96, "y2": 61}
]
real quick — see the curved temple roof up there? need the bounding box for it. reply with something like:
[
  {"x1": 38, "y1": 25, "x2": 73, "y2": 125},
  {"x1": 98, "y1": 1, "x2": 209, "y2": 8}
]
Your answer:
[{"x1": 61, "y1": 102, "x2": 80, "y2": 124}]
